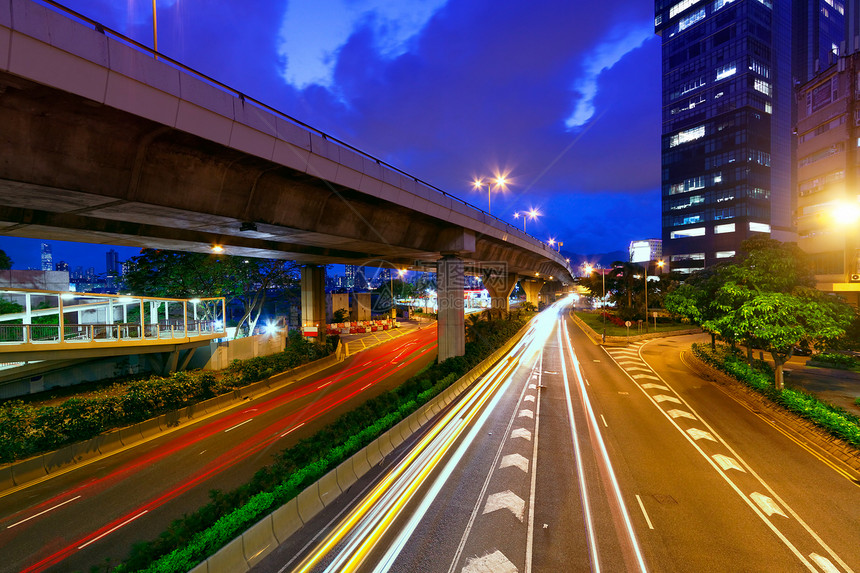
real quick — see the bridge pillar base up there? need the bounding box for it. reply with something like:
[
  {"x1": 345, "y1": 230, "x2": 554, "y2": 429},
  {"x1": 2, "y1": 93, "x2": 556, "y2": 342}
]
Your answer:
[
  {"x1": 437, "y1": 255, "x2": 465, "y2": 361},
  {"x1": 301, "y1": 265, "x2": 326, "y2": 341},
  {"x1": 482, "y1": 272, "x2": 518, "y2": 316},
  {"x1": 520, "y1": 278, "x2": 545, "y2": 307}
]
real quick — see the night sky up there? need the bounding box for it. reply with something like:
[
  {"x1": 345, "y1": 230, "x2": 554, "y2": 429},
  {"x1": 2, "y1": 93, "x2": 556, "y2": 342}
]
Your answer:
[{"x1": 1, "y1": 0, "x2": 662, "y2": 272}]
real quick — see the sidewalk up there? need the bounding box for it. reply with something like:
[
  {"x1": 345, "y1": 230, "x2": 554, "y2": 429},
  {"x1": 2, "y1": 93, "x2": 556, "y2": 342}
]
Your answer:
[{"x1": 781, "y1": 356, "x2": 860, "y2": 417}]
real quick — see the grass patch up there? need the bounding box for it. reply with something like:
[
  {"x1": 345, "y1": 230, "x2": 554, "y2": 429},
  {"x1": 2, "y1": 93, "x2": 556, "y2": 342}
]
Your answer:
[{"x1": 574, "y1": 311, "x2": 693, "y2": 337}]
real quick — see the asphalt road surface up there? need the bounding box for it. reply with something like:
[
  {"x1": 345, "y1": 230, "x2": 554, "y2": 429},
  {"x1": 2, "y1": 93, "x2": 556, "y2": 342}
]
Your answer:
[
  {"x1": 0, "y1": 325, "x2": 437, "y2": 573},
  {"x1": 253, "y1": 299, "x2": 859, "y2": 573}
]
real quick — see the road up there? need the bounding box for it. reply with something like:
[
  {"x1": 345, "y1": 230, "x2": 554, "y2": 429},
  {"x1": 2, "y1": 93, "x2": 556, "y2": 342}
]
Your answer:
[
  {"x1": 0, "y1": 325, "x2": 437, "y2": 573},
  {"x1": 253, "y1": 299, "x2": 859, "y2": 573}
]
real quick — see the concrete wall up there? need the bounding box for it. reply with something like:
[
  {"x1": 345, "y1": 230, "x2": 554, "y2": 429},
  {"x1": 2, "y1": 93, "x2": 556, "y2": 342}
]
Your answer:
[
  {"x1": 0, "y1": 270, "x2": 69, "y2": 291},
  {"x1": 327, "y1": 293, "x2": 349, "y2": 323},
  {"x1": 0, "y1": 354, "x2": 148, "y2": 399},
  {"x1": 200, "y1": 333, "x2": 286, "y2": 370}
]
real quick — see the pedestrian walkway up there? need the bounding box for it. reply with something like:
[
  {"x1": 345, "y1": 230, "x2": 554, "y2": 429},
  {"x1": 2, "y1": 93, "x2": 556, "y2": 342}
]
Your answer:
[{"x1": 339, "y1": 318, "x2": 435, "y2": 357}]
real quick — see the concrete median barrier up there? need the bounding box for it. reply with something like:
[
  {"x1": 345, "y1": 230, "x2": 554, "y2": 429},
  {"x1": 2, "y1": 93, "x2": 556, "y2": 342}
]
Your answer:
[
  {"x1": 0, "y1": 465, "x2": 13, "y2": 490},
  {"x1": 271, "y1": 498, "x2": 303, "y2": 543},
  {"x1": 296, "y1": 482, "x2": 324, "y2": 523},
  {"x1": 72, "y1": 435, "x2": 102, "y2": 463},
  {"x1": 376, "y1": 429, "x2": 395, "y2": 457},
  {"x1": 43, "y1": 445, "x2": 76, "y2": 473},
  {"x1": 351, "y1": 446, "x2": 371, "y2": 479},
  {"x1": 119, "y1": 425, "x2": 143, "y2": 446},
  {"x1": 97, "y1": 431, "x2": 124, "y2": 455},
  {"x1": 138, "y1": 418, "x2": 161, "y2": 439},
  {"x1": 205, "y1": 536, "x2": 250, "y2": 573},
  {"x1": 318, "y1": 468, "x2": 342, "y2": 507},
  {"x1": 364, "y1": 439, "x2": 383, "y2": 467},
  {"x1": 242, "y1": 514, "x2": 277, "y2": 568},
  {"x1": 11, "y1": 455, "x2": 46, "y2": 486},
  {"x1": 335, "y1": 460, "x2": 358, "y2": 492},
  {"x1": 188, "y1": 559, "x2": 208, "y2": 573}
]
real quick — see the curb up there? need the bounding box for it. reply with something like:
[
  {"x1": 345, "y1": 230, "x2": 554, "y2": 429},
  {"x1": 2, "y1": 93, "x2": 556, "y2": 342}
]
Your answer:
[
  {"x1": 0, "y1": 352, "x2": 344, "y2": 496},
  {"x1": 189, "y1": 317, "x2": 533, "y2": 573},
  {"x1": 683, "y1": 349, "x2": 860, "y2": 476}
]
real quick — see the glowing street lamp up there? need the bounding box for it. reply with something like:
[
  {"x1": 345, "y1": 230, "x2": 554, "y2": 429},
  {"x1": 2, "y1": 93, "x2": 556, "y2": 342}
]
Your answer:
[
  {"x1": 513, "y1": 208, "x2": 540, "y2": 233},
  {"x1": 585, "y1": 264, "x2": 606, "y2": 343},
  {"x1": 473, "y1": 174, "x2": 508, "y2": 216}
]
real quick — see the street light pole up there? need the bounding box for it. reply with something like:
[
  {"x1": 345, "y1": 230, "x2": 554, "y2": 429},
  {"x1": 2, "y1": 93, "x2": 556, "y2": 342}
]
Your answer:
[
  {"x1": 151, "y1": 0, "x2": 158, "y2": 56},
  {"x1": 643, "y1": 265, "x2": 648, "y2": 333}
]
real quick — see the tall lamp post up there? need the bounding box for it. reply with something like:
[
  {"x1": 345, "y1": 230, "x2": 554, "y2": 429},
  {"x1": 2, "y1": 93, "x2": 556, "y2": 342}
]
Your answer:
[
  {"x1": 513, "y1": 208, "x2": 540, "y2": 233},
  {"x1": 642, "y1": 265, "x2": 648, "y2": 333},
  {"x1": 473, "y1": 175, "x2": 508, "y2": 216},
  {"x1": 585, "y1": 264, "x2": 606, "y2": 343},
  {"x1": 389, "y1": 268, "x2": 404, "y2": 319}
]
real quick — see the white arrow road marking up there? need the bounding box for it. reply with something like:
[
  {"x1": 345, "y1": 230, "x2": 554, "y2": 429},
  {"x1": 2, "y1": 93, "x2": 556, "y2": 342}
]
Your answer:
[
  {"x1": 810, "y1": 553, "x2": 840, "y2": 573},
  {"x1": 686, "y1": 428, "x2": 717, "y2": 442},
  {"x1": 642, "y1": 383, "x2": 669, "y2": 391},
  {"x1": 500, "y1": 453, "x2": 529, "y2": 473},
  {"x1": 483, "y1": 491, "x2": 525, "y2": 522},
  {"x1": 624, "y1": 365, "x2": 651, "y2": 371},
  {"x1": 529, "y1": 383, "x2": 536, "y2": 389},
  {"x1": 667, "y1": 409, "x2": 696, "y2": 420},
  {"x1": 712, "y1": 454, "x2": 745, "y2": 472},
  {"x1": 518, "y1": 409, "x2": 534, "y2": 419},
  {"x1": 617, "y1": 360, "x2": 643, "y2": 367},
  {"x1": 653, "y1": 394, "x2": 682, "y2": 404},
  {"x1": 511, "y1": 427, "x2": 532, "y2": 441},
  {"x1": 524, "y1": 395, "x2": 535, "y2": 403},
  {"x1": 750, "y1": 492, "x2": 788, "y2": 518},
  {"x1": 462, "y1": 550, "x2": 518, "y2": 573},
  {"x1": 633, "y1": 374, "x2": 660, "y2": 380}
]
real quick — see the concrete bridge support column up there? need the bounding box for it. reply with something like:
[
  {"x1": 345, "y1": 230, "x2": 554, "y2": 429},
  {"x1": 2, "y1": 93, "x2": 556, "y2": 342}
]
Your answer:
[
  {"x1": 437, "y1": 255, "x2": 465, "y2": 361},
  {"x1": 301, "y1": 264, "x2": 326, "y2": 341},
  {"x1": 483, "y1": 273, "x2": 519, "y2": 314},
  {"x1": 520, "y1": 278, "x2": 545, "y2": 307}
]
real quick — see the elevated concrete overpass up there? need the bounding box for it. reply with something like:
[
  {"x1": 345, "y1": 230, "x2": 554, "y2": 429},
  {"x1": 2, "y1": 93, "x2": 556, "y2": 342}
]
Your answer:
[{"x1": 0, "y1": 0, "x2": 573, "y2": 359}]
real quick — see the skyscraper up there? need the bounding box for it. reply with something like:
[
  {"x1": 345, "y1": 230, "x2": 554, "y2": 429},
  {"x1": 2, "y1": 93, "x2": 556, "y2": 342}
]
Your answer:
[
  {"x1": 40, "y1": 242, "x2": 52, "y2": 271},
  {"x1": 655, "y1": 0, "x2": 796, "y2": 273},
  {"x1": 106, "y1": 249, "x2": 121, "y2": 275}
]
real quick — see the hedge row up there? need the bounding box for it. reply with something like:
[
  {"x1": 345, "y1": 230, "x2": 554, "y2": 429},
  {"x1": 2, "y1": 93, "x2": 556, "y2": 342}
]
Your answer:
[
  {"x1": 114, "y1": 312, "x2": 531, "y2": 573},
  {"x1": 808, "y1": 352, "x2": 860, "y2": 370},
  {"x1": 692, "y1": 343, "x2": 860, "y2": 448},
  {"x1": 0, "y1": 333, "x2": 334, "y2": 463}
]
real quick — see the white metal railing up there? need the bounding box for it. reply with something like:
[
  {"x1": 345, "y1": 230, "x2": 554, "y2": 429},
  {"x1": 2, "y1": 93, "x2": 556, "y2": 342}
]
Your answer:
[{"x1": 0, "y1": 320, "x2": 224, "y2": 345}]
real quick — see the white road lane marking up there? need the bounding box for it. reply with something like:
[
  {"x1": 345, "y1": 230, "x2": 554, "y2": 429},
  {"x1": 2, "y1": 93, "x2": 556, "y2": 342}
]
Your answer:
[
  {"x1": 462, "y1": 550, "x2": 518, "y2": 573},
  {"x1": 499, "y1": 453, "x2": 529, "y2": 473},
  {"x1": 667, "y1": 409, "x2": 696, "y2": 420},
  {"x1": 750, "y1": 492, "x2": 788, "y2": 518},
  {"x1": 518, "y1": 409, "x2": 534, "y2": 419},
  {"x1": 77, "y1": 510, "x2": 148, "y2": 549},
  {"x1": 642, "y1": 383, "x2": 669, "y2": 391},
  {"x1": 280, "y1": 422, "x2": 305, "y2": 437},
  {"x1": 653, "y1": 394, "x2": 682, "y2": 404},
  {"x1": 7, "y1": 495, "x2": 82, "y2": 529},
  {"x1": 511, "y1": 427, "x2": 532, "y2": 441},
  {"x1": 524, "y1": 395, "x2": 535, "y2": 402},
  {"x1": 635, "y1": 494, "x2": 654, "y2": 530},
  {"x1": 686, "y1": 428, "x2": 717, "y2": 442},
  {"x1": 529, "y1": 384, "x2": 536, "y2": 389},
  {"x1": 483, "y1": 490, "x2": 525, "y2": 522},
  {"x1": 632, "y1": 374, "x2": 660, "y2": 380},
  {"x1": 712, "y1": 454, "x2": 745, "y2": 472},
  {"x1": 600, "y1": 414, "x2": 608, "y2": 427},
  {"x1": 810, "y1": 553, "x2": 840, "y2": 573},
  {"x1": 224, "y1": 419, "x2": 253, "y2": 432}
]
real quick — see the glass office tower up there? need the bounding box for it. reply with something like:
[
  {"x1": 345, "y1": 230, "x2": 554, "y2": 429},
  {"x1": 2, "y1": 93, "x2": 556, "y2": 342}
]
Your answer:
[{"x1": 655, "y1": 0, "x2": 794, "y2": 273}]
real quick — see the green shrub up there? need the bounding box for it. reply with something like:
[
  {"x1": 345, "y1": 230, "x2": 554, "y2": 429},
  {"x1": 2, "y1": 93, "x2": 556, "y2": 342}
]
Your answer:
[{"x1": 810, "y1": 352, "x2": 860, "y2": 369}]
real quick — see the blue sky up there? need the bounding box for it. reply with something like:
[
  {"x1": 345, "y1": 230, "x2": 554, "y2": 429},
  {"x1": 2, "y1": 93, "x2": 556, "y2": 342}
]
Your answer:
[{"x1": 2, "y1": 0, "x2": 661, "y2": 271}]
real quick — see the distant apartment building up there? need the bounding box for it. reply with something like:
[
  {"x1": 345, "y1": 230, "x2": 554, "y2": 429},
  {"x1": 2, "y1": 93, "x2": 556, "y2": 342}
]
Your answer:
[
  {"x1": 655, "y1": 0, "x2": 843, "y2": 274},
  {"x1": 795, "y1": 52, "x2": 860, "y2": 306},
  {"x1": 629, "y1": 239, "x2": 663, "y2": 265},
  {"x1": 55, "y1": 260, "x2": 69, "y2": 272},
  {"x1": 106, "y1": 249, "x2": 121, "y2": 276}
]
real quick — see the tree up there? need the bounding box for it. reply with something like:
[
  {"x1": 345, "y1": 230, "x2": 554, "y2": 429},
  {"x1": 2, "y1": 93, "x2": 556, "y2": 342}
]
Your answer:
[
  {"x1": 124, "y1": 249, "x2": 300, "y2": 338},
  {"x1": 0, "y1": 249, "x2": 12, "y2": 270},
  {"x1": 665, "y1": 238, "x2": 858, "y2": 388}
]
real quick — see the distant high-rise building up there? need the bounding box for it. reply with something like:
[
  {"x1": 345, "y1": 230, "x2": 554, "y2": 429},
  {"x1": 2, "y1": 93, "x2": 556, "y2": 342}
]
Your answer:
[
  {"x1": 793, "y1": 1, "x2": 845, "y2": 84},
  {"x1": 344, "y1": 265, "x2": 367, "y2": 290},
  {"x1": 55, "y1": 260, "x2": 69, "y2": 272},
  {"x1": 40, "y1": 242, "x2": 52, "y2": 271},
  {"x1": 655, "y1": 1, "x2": 838, "y2": 273},
  {"x1": 795, "y1": 52, "x2": 860, "y2": 307},
  {"x1": 106, "y1": 249, "x2": 121, "y2": 275},
  {"x1": 629, "y1": 239, "x2": 663, "y2": 264}
]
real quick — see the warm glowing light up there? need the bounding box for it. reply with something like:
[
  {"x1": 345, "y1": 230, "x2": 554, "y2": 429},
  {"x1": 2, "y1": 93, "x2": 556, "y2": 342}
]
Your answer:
[
  {"x1": 263, "y1": 320, "x2": 278, "y2": 336},
  {"x1": 398, "y1": 269, "x2": 406, "y2": 277},
  {"x1": 657, "y1": 260, "x2": 665, "y2": 268},
  {"x1": 211, "y1": 245, "x2": 224, "y2": 253},
  {"x1": 548, "y1": 238, "x2": 556, "y2": 246},
  {"x1": 832, "y1": 201, "x2": 860, "y2": 226},
  {"x1": 528, "y1": 208, "x2": 540, "y2": 219},
  {"x1": 584, "y1": 264, "x2": 594, "y2": 274},
  {"x1": 189, "y1": 298, "x2": 201, "y2": 304},
  {"x1": 472, "y1": 178, "x2": 484, "y2": 190}
]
